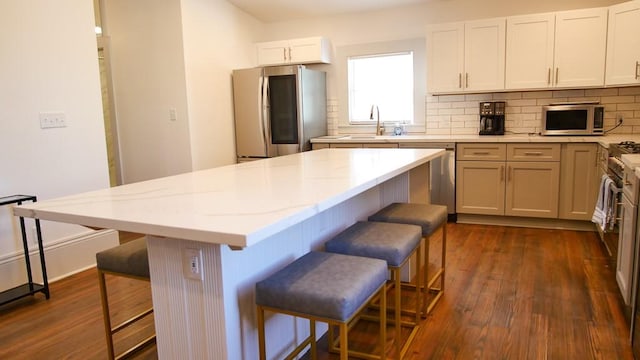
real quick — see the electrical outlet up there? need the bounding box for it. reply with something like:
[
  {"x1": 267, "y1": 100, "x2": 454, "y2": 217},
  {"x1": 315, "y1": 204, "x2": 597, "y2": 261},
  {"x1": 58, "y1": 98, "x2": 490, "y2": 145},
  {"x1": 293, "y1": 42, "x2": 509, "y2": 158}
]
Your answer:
[
  {"x1": 183, "y1": 248, "x2": 203, "y2": 281},
  {"x1": 617, "y1": 114, "x2": 624, "y2": 124},
  {"x1": 39, "y1": 112, "x2": 66, "y2": 129}
]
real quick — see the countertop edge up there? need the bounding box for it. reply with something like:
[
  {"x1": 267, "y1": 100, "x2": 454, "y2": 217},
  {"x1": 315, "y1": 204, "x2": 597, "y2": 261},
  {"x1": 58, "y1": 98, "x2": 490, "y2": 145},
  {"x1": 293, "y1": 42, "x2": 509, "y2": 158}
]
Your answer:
[{"x1": 311, "y1": 134, "x2": 640, "y2": 147}]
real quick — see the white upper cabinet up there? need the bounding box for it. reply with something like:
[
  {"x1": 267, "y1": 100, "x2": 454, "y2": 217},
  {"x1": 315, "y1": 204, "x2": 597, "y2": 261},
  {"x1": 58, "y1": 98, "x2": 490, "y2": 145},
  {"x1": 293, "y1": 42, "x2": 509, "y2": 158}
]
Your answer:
[
  {"x1": 464, "y1": 19, "x2": 507, "y2": 92},
  {"x1": 505, "y1": 14, "x2": 555, "y2": 89},
  {"x1": 426, "y1": 23, "x2": 465, "y2": 93},
  {"x1": 605, "y1": 0, "x2": 640, "y2": 86},
  {"x1": 554, "y1": 8, "x2": 607, "y2": 88},
  {"x1": 427, "y1": 18, "x2": 505, "y2": 94},
  {"x1": 257, "y1": 37, "x2": 332, "y2": 66},
  {"x1": 505, "y1": 8, "x2": 607, "y2": 90}
]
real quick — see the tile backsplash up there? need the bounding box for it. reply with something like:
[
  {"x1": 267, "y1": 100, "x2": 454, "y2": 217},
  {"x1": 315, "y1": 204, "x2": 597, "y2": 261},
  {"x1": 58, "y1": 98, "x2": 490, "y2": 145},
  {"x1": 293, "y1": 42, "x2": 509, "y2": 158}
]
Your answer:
[
  {"x1": 425, "y1": 86, "x2": 640, "y2": 135},
  {"x1": 327, "y1": 86, "x2": 640, "y2": 136}
]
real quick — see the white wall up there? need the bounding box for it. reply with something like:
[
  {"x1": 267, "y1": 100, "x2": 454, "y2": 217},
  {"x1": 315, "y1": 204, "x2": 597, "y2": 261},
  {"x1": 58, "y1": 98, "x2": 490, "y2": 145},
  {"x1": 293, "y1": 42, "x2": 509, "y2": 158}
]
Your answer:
[
  {"x1": 180, "y1": 0, "x2": 263, "y2": 170},
  {"x1": 0, "y1": 0, "x2": 117, "y2": 289},
  {"x1": 104, "y1": 0, "x2": 262, "y2": 181},
  {"x1": 261, "y1": 0, "x2": 625, "y2": 45},
  {"x1": 104, "y1": 0, "x2": 193, "y2": 183}
]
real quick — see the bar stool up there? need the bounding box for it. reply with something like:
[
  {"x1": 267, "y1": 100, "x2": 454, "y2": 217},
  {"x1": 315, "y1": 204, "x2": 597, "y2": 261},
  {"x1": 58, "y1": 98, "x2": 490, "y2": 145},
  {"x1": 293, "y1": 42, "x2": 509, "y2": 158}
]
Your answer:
[
  {"x1": 368, "y1": 203, "x2": 447, "y2": 316},
  {"x1": 96, "y1": 238, "x2": 155, "y2": 360},
  {"x1": 256, "y1": 251, "x2": 387, "y2": 360},
  {"x1": 324, "y1": 221, "x2": 423, "y2": 359}
]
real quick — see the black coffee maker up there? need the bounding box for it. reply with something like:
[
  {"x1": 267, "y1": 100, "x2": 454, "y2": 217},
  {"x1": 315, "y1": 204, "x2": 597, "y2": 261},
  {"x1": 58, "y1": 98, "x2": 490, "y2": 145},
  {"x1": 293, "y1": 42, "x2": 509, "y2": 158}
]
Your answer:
[{"x1": 479, "y1": 101, "x2": 505, "y2": 135}]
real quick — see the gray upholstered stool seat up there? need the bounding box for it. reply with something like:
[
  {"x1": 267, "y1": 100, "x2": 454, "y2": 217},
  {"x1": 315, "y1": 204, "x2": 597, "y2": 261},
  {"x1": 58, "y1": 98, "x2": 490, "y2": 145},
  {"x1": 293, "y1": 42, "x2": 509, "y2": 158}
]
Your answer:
[
  {"x1": 96, "y1": 238, "x2": 155, "y2": 360},
  {"x1": 256, "y1": 251, "x2": 387, "y2": 360},
  {"x1": 325, "y1": 221, "x2": 423, "y2": 359},
  {"x1": 369, "y1": 203, "x2": 447, "y2": 316},
  {"x1": 96, "y1": 238, "x2": 150, "y2": 278},
  {"x1": 368, "y1": 203, "x2": 447, "y2": 236}
]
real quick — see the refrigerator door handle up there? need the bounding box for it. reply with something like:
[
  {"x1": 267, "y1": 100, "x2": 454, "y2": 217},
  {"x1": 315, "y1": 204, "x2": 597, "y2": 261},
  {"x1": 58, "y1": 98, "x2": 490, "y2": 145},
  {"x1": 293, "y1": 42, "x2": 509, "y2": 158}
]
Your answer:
[{"x1": 261, "y1": 75, "x2": 270, "y2": 156}]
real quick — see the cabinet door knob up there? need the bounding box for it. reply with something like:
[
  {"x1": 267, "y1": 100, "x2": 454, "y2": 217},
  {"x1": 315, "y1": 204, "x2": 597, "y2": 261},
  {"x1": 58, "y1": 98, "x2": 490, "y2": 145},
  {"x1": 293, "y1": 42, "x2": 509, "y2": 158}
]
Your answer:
[
  {"x1": 636, "y1": 61, "x2": 639, "y2": 80},
  {"x1": 500, "y1": 165, "x2": 505, "y2": 182},
  {"x1": 283, "y1": 48, "x2": 287, "y2": 61},
  {"x1": 547, "y1": 68, "x2": 551, "y2": 85},
  {"x1": 458, "y1": 73, "x2": 462, "y2": 88},
  {"x1": 555, "y1": 68, "x2": 559, "y2": 85},
  {"x1": 465, "y1": 73, "x2": 469, "y2": 88}
]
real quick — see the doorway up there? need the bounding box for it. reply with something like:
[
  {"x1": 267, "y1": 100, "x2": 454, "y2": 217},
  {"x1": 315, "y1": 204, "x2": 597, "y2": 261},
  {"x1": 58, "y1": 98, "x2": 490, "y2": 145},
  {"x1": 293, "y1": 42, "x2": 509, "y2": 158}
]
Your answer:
[{"x1": 97, "y1": 37, "x2": 122, "y2": 187}]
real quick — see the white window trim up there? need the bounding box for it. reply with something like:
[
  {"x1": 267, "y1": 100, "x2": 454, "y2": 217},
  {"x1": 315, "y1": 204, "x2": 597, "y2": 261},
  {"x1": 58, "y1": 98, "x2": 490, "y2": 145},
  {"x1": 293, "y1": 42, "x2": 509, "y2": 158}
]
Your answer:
[
  {"x1": 335, "y1": 38, "x2": 426, "y2": 134},
  {"x1": 347, "y1": 51, "x2": 414, "y2": 125}
]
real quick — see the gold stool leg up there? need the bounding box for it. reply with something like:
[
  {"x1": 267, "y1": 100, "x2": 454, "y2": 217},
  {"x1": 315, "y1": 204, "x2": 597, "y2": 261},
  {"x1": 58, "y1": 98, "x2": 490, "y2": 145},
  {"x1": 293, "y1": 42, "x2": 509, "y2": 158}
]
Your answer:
[
  {"x1": 380, "y1": 281, "x2": 387, "y2": 360},
  {"x1": 339, "y1": 322, "x2": 348, "y2": 360},
  {"x1": 98, "y1": 270, "x2": 115, "y2": 360},
  {"x1": 425, "y1": 223, "x2": 446, "y2": 315},
  {"x1": 310, "y1": 319, "x2": 317, "y2": 360},
  {"x1": 257, "y1": 306, "x2": 266, "y2": 360},
  {"x1": 441, "y1": 224, "x2": 446, "y2": 293},
  {"x1": 394, "y1": 269, "x2": 402, "y2": 359},
  {"x1": 415, "y1": 242, "x2": 423, "y2": 324},
  {"x1": 422, "y1": 234, "x2": 430, "y2": 318}
]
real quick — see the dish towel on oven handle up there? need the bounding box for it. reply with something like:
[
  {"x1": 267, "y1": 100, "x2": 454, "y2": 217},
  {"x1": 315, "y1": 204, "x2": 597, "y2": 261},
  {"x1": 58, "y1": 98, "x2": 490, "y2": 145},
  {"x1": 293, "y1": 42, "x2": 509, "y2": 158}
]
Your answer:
[{"x1": 592, "y1": 174, "x2": 614, "y2": 231}]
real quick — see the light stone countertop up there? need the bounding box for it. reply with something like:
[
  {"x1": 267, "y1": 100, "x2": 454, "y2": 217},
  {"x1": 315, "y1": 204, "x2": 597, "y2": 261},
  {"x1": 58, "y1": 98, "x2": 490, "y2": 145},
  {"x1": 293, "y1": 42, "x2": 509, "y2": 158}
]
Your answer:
[
  {"x1": 622, "y1": 154, "x2": 640, "y2": 169},
  {"x1": 312, "y1": 134, "x2": 640, "y2": 148},
  {"x1": 13, "y1": 148, "x2": 444, "y2": 248}
]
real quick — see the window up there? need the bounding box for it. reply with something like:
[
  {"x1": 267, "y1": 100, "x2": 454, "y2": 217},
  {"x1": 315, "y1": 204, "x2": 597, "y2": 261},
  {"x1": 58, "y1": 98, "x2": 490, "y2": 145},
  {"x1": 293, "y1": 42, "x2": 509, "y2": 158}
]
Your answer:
[{"x1": 347, "y1": 52, "x2": 414, "y2": 124}]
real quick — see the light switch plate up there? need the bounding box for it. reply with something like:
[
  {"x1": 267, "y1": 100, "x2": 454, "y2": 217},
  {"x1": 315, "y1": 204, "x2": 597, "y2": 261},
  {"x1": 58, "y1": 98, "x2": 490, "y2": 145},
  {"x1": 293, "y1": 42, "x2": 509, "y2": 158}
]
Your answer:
[{"x1": 39, "y1": 112, "x2": 66, "y2": 129}]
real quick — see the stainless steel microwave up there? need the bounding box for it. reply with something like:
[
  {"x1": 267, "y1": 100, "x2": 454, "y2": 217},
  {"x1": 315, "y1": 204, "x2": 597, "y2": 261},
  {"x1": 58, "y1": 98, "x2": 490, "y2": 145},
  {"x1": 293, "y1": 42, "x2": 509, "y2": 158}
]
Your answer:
[{"x1": 541, "y1": 103, "x2": 604, "y2": 135}]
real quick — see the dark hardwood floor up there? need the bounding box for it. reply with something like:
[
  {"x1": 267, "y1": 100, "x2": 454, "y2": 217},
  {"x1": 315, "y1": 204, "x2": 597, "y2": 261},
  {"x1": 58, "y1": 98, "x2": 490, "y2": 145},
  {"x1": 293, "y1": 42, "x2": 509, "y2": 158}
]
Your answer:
[{"x1": 0, "y1": 224, "x2": 633, "y2": 359}]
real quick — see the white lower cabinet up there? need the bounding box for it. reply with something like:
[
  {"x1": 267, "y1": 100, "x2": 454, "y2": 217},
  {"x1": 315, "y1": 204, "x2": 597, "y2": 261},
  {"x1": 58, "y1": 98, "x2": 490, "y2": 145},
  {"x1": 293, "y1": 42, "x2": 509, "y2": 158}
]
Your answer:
[{"x1": 618, "y1": 193, "x2": 637, "y2": 305}]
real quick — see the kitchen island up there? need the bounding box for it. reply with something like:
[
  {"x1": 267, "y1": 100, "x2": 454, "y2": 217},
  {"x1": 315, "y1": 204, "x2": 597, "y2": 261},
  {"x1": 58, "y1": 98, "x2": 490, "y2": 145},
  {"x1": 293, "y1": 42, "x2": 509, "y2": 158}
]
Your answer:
[{"x1": 13, "y1": 148, "x2": 445, "y2": 359}]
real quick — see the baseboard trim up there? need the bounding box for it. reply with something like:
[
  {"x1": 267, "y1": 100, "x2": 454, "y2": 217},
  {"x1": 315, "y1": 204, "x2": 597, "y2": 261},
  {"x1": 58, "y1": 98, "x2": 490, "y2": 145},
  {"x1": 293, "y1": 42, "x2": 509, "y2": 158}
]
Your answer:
[
  {"x1": 456, "y1": 214, "x2": 596, "y2": 232},
  {"x1": 0, "y1": 229, "x2": 119, "y2": 289}
]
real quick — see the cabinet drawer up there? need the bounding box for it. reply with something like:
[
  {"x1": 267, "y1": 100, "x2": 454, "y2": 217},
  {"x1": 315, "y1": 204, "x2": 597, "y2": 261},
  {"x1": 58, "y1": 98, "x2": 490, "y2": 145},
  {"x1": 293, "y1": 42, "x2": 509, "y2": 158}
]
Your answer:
[
  {"x1": 330, "y1": 143, "x2": 363, "y2": 148},
  {"x1": 507, "y1": 143, "x2": 560, "y2": 161},
  {"x1": 364, "y1": 143, "x2": 399, "y2": 148},
  {"x1": 457, "y1": 143, "x2": 506, "y2": 161},
  {"x1": 312, "y1": 143, "x2": 330, "y2": 150}
]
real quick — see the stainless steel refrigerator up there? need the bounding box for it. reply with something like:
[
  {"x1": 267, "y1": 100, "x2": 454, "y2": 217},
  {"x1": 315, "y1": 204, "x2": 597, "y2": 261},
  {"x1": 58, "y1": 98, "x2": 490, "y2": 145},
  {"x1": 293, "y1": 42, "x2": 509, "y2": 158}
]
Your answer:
[{"x1": 232, "y1": 65, "x2": 327, "y2": 162}]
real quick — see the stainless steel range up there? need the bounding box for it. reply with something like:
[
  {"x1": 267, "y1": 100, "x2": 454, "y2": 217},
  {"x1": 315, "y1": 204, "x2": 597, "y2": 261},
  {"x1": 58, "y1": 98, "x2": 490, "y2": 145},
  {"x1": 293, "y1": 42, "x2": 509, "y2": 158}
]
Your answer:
[
  {"x1": 609, "y1": 141, "x2": 640, "y2": 181},
  {"x1": 606, "y1": 142, "x2": 640, "y2": 331},
  {"x1": 600, "y1": 142, "x2": 634, "y2": 261}
]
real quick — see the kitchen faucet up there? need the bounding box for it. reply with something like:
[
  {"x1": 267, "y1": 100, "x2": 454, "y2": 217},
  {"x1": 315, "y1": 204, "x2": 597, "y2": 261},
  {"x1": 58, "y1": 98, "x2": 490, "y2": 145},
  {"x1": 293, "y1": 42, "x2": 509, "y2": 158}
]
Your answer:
[{"x1": 370, "y1": 105, "x2": 384, "y2": 135}]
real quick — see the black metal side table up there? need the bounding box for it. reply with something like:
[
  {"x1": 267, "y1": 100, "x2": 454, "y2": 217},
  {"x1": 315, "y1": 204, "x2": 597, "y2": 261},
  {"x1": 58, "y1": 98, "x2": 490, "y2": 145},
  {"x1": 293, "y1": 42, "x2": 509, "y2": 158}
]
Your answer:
[{"x1": 0, "y1": 195, "x2": 50, "y2": 306}]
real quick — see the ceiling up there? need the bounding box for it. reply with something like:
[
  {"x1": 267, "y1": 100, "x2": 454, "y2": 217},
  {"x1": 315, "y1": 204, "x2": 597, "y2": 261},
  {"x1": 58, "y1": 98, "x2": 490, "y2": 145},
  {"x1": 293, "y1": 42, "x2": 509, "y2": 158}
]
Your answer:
[{"x1": 227, "y1": 0, "x2": 437, "y2": 22}]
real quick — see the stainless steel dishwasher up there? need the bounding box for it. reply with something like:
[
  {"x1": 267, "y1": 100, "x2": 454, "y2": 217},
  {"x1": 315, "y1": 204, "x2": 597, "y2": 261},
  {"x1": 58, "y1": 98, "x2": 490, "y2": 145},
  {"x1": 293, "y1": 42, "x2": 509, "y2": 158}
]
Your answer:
[{"x1": 399, "y1": 142, "x2": 455, "y2": 221}]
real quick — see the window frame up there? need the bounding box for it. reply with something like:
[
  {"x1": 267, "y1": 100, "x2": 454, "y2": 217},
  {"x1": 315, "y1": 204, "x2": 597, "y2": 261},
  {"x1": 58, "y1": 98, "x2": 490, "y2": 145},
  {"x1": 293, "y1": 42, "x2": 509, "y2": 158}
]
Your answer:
[
  {"x1": 335, "y1": 38, "x2": 426, "y2": 133},
  {"x1": 347, "y1": 51, "x2": 415, "y2": 125}
]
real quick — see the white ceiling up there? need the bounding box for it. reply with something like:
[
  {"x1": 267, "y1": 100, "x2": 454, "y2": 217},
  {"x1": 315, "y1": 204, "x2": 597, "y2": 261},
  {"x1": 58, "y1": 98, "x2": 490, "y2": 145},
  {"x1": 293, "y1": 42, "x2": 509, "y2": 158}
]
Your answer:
[{"x1": 227, "y1": 0, "x2": 437, "y2": 22}]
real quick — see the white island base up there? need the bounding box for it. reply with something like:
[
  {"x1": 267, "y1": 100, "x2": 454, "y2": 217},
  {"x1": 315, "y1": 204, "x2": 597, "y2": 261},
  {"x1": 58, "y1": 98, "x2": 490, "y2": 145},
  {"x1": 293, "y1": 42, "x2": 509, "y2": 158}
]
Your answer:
[
  {"x1": 149, "y1": 170, "x2": 421, "y2": 359},
  {"x1": 13, "y1": 148, "x2": 443, "y2": 359}
]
